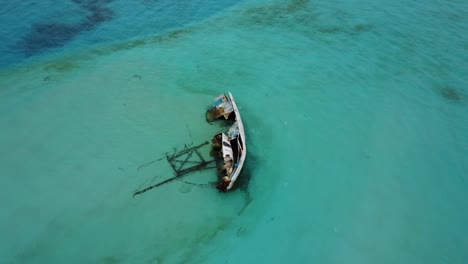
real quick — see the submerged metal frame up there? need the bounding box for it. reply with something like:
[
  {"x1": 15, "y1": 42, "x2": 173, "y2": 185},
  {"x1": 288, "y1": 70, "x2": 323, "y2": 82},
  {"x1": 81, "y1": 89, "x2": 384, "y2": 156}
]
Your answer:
[{"x1": 133, "y1": 141, "x2": 217, "y2": 197}]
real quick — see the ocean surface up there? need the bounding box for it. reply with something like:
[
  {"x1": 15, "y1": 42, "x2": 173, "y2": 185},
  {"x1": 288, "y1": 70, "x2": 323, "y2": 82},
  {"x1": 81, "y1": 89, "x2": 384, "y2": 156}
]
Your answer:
[{"x1": 1, "y1": 0, "x2": 468, "y2": 263}]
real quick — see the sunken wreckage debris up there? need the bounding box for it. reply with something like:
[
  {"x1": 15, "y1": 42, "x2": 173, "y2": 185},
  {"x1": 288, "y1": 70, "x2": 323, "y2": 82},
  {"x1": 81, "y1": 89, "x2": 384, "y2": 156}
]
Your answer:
[
  {"x1": 133, "y1": 141, "x2": 218, "y2": 197},
  {"x1": 133, "y1": 92, "x2": 246, "y2": 196},
  {"x1": 207, "y1": 92, "x2": 247, "y2": 192}
]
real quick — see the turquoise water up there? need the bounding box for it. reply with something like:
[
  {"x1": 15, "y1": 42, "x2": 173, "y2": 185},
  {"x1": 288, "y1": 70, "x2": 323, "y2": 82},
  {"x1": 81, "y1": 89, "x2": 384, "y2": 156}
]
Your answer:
[{"x1": 1, "y1": 0, "x2": 468, "y2": 263}]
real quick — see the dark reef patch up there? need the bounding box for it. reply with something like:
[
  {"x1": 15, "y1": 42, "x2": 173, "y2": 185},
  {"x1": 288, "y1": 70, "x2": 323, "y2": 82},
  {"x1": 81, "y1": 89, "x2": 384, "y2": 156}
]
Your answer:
[
  {"x1": 240, "y1": 0, "x2": 313, "y2": 27},
  {"x1": 236, "y1": 0, "x2": 374, "y2": 39},
  {"x1": 353, "y1": 23, "x2": 374, "y2": 33},
  {"x1": 317, "y1": 26, "x2": 343, "y2": 34},
  {"x1": 101, "y1": 255, "x2": 121, "y2": 264},
  {"x1": 149, "y1": 27, "x2": 195, "y2": 44},
  {"x1": 85, "y1": 27, "x2": 196, "y2": 58},
  {"x1": 438, "y1": 85, "x2": 464, "y2": 103},
  {"x1": 43, "y1": 60, "x2": 80, "y2": 73},
  {"x1": 19, "y1": 0, "x2": 114, "y2": 57},
  {"x1": 316, "y1": 23, "x2": 373, "y2": 35},
  {"x1": 21, "y1": 24, "x2": 82, "y2": 57},
  {"x1": 31, "y1": 24, "x2": 198, "y2": 75}
]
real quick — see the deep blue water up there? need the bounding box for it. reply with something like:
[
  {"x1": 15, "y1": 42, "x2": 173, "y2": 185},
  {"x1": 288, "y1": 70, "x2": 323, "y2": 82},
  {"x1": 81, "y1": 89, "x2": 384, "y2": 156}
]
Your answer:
[{"x1": 0, "y1": 0, "x2": 240, "y2": 67}]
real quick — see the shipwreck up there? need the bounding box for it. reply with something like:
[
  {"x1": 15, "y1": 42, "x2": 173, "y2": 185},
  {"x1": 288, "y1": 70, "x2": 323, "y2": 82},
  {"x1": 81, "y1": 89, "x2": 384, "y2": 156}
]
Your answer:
[
  {"x1": 133, "y1": 92, "x2": 246, "y2": 196},
  {"x1": 207, "y1": 92, "x2": 247, "y2": 192}
]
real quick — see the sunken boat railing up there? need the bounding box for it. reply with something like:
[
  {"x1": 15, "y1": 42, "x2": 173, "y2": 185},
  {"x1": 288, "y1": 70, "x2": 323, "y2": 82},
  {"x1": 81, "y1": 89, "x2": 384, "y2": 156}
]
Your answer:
[{"x1": 133, "y1": 141, "x2": 219, "y2": 197}]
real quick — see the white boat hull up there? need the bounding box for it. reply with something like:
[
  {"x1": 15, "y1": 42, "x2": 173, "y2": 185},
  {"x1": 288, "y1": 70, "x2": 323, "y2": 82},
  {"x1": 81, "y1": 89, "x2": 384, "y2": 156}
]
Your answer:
[{"x1": 226, "y1": 92, "x2": 246, "y2": 190}]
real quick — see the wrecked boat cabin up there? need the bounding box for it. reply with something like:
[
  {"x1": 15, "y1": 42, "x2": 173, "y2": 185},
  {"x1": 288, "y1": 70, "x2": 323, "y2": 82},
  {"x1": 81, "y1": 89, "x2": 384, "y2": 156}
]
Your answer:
[
  {"x1": 133, "y1": 92, "x2": 246, "y2": 197},
  {"x1": 207, "y1": 92, "x2": 247, "y2": 192}
]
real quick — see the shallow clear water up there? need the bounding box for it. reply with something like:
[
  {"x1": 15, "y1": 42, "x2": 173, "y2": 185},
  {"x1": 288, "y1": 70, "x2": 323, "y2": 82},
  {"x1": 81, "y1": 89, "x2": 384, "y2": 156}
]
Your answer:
[{"x1": 1, "y1": 0, "x2": 468, "y2": 263}]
